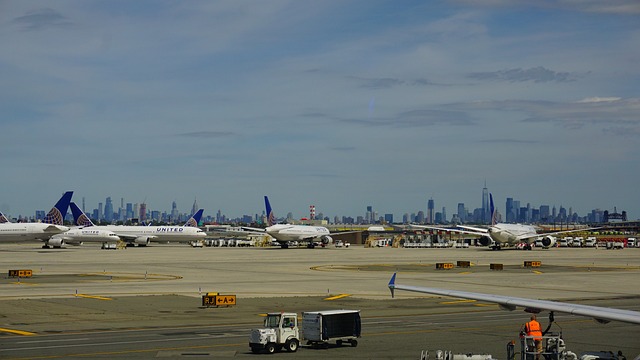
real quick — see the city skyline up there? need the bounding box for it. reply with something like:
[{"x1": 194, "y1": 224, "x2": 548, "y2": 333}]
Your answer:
[
  {"x1": 4, "y1": 189, "x2": 631, "y2": 225},
  {"x1": 1, "y1": 2, "x2": 638, "y2": 221}
]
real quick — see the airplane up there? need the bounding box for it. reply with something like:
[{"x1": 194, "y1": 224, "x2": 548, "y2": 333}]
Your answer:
[
  {"x1": 0, "y1": 191, "x2": 72, "y2": 244},
  {"x1": 72, "y1": 205, "x2": 206, "y2": 246},
  {"x1": 388, "y1": 273, "x2": 640, "y2": 325},
  {"x1": 408, "y1": 194, "x2": 596, "y2": 250},
  {"x1": 244, "y1": 196, "x2": 356, "y2": 249},
  {"x1": 38, "y1": 202, "x2": 123, "y2": 248}
]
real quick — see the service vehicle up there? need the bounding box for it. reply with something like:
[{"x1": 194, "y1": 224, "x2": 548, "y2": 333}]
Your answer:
[{"x1": 249, "y1": 310, "x2": 361, "y2": 354}]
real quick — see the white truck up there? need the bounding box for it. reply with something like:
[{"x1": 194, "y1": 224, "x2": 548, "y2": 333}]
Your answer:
[{"x1": 249, "y1": 310, "x2": 361, "y2": 354}]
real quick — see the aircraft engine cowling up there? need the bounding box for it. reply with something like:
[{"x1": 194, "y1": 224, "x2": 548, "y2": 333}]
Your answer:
[
  {"x1": 541, "y1": 236, "x2": 556, "y2": 248},
  {"x1": 478, "y1": 236, "x2": 492, "y2": 247},
  {"x1": 320, "y1": 235, "x2": 333, "y2": 245},
  {"x1": 134, "y1": 237, "x2": 150, "y2": 246},
  {"x1": 47, "y1": 238, "x2": 65, "y2": 248}
]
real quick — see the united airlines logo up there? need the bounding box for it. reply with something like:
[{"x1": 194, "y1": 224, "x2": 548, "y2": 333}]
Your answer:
[
  {"x1": 185, "y1": 218, "x2": 197, "y2": 227},
  {"x1": 43, "y1": 209, "x2": 64, "y2": 225},
  {"x1": 156, "y1": 227, "x2": 184, "y2": 232},
  {"x1": 0, "y1": 213, "x2": 9, "y2": 223},
  {"x1": 77, "y1": 214, "x2": 93, "y2": 227},
  {"x1": 268, "y1": 211, "x2": 276, "y2": 226}
]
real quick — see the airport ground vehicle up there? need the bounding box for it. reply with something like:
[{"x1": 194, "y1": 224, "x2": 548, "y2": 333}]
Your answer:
[{"x1": 249, "y1": 310, "x2": 361, "y2": 354}]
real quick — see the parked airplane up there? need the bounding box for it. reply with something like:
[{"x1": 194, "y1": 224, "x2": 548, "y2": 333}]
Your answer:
[
  {"x1": 39, "y1": 202, "x2": 123, "y2": 248},
  {"x1": 0, "y1": 191, "x2": 72, "y2": 244},
  {"x1": 409, "y1": 194, "x2": 595, "y2": 250},
  {"x1": 388, "y1": 273, "x2": 640, "y2": 325},
  {"x1": 72, "y1": 206, "x2": 206, "y2": 246},
  {"x1": 245, "y1": 196, "x2": 355, "y2": 249}
]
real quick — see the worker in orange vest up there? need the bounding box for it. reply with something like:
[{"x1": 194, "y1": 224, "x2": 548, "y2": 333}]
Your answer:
[{"x1": 524, "y1": 314, "x2": 543, "y2": 359}]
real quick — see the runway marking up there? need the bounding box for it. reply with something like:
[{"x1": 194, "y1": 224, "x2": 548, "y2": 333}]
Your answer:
[
  {"x1": 0, "y1": 327, "x2": 37, "y2": 336},
  {"x1": 324, "y1": 294, "x2": 351, "y2": 300},
  {"x1": 74, "y1": 294, "x2": 113, "y2": 301},
  {"x1": 458, "y1": 271, "x2": 472, "y2": 275},
  {"x1": 10, "y1": 282, "x2": 39, "y2": 286},
  {"x1": 532, "y1": 270, "x2": 543, "y2": 274},
  {"x1": 440, "y1": 299, "x2": 476, "y2": 305}
]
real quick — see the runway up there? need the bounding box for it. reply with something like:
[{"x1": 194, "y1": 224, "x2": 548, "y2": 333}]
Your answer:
[{"x1": 1, "y1": 243, "x2": 639, "y2": 358}]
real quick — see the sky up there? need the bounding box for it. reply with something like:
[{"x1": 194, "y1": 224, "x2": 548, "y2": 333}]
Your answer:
[{"x1": 1, "y1": 0, "x2": 639, "y2": 221}]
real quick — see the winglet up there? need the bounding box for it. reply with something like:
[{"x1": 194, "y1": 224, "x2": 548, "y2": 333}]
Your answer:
[
  {"x1": 43, "y1": 191, "x2": 73, "y2": 225},
  {"x1": 388, "y1": 273, "x2": 397, "y2": 298},
  {"x1": 264, "y1": 196, "x2": 276, "y2": 226}
]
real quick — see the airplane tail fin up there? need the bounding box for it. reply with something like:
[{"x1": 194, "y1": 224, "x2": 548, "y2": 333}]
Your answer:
[
  {"x1": 184, "y1": 209, "x2": 204, "y2": 227},
  {"x1": 43, "y1": 191, "x2": 73, "y2": 225},
  {"x1": 264, "y1": 196, "x2": 276, "y2": 226},
  {"x1": 490, "y1": 193, "x2": 498, "y2": 226},
  {"x1": 0, "y1": 211, "x2": 10, "y2": 223},
  {"x1": 70, "y1": 202, "x2": 95, "y2": 227}
]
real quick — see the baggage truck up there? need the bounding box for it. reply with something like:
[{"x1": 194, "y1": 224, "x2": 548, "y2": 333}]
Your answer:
[
  {"x1": 302, "y1": 310, "x2": 361, "y2": 347},
  {"x1": 249, "y1": 309, "x2": 361, "y2": 354}
]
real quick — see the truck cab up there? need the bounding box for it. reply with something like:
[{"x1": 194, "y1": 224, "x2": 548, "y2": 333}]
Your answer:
[{"x1": 249, "y1": 312, "x2": 300, "y2": 354}]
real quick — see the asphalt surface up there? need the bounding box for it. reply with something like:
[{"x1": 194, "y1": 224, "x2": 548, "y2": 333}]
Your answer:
[{"x1": 1, "y1": 243, "x2": 640, "y2": 359}]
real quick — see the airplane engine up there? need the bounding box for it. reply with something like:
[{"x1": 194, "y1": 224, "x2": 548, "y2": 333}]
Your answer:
[
  {"x1": 46, "y1": 238, "x2": 65, "y2": 248},
  {"x1": 320, "y1": 235, "x2": 333, "y2": 245},
  {"x1": 134, "y1": 237, "x2": 150, "y2": 246},
  {"x1": 541, "y1": 236, "x2": 556, "y2": 248},
  {"x1": 478, "y1": 236, "x2": 492, "y2": 247}
]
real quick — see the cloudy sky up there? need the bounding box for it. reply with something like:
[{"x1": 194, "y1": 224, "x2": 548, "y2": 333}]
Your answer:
[{"x1": 1, "y1": 0, "x2": 639, "y2": 221}]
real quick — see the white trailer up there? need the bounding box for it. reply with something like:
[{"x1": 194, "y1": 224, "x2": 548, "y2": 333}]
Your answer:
[{"x1": 302, "y1": 310, "x2": 361, "y2": 347}]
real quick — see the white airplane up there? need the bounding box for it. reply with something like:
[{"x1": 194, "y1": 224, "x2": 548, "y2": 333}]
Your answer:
[
  {"x1": 409, "y1": 194, "x2": 596, "y2": 250},
  {"x1": 245, "y1": 196, "x2": 351, "y2": 249},
  {"x1": 0, "y1": 191, "x2": 72, "y2": 244},
  {"x1": 388, "y1": 273, "x2": 640, "y2": 325},
  {"x1": 40, "y1": 202, "x2": 122, "y2": 248},
  {"x1": 73, "y1": 206, "x2": 206, "y2": 246}
]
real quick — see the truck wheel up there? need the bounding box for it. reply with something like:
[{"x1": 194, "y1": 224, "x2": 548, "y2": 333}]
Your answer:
[
  {"x1": 265, "y1": 343, "x2": 276, "y2": 354},
  {"x1": 350, "y1": 339, "x2": 358, "y2": 347},
  {"x1": 285, "y1": 338, "x2": 299, "y2": 352},
  {"x1": 336, "y1": 340, "x2": 343, "y2": 346}
]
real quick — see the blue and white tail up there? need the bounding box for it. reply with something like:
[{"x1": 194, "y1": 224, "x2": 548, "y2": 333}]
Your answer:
[
  {"x1": 490, "y1": 193, "x2": 498, "y2": 226},
  {"x1": 43, "y1": 191, "x2": 73, "y2": 225},
  {"x1": 184, "y1": 209, "x2": 203, "y2": 227},
  {"x1": 264, "y1": 196, "x2": 276, "y2": 226},
  {"x1": 70, "y1": 202, "x2": 95, "y2": 227},
  {"x1": 0, "y1": 211, "x2": 10, "y2": 223}
]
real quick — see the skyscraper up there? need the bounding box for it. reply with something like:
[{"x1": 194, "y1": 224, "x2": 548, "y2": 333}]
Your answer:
[
  {"x1": 457, "y1": 203, "x2": 466, "y2": 223},
  {"x1": 481, "y1": 182, "x2": 489, "y2": 224},
  {"x1": 427, "y1": 198, "x2": 434, "y2": 224},
  {"x1": 104, "y1": 197, "x2": 113, "y2": 222}
]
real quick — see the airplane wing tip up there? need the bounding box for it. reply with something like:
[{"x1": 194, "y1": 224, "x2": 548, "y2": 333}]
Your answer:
[{"x1": 388, "y1": 273, "x2": 397, "y2": 298}]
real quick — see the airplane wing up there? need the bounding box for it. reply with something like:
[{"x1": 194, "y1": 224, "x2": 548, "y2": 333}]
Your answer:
[
  {"x1": 515, "y1": 227, "x2": 602, "y2": 243},
  {"x1": 113, "y1": 233, "x2": 157, "y2": 242},
  {"x1": 457, "y1": 225, "x2": 489, "y2": 233},
  {"x1": 387, "y1": 273, "x2": 640, "y2": 325}
]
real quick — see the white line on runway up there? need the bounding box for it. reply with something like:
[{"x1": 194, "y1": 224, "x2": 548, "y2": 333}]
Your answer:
[{"x1": 1, "y1": 333, "x2": 245, "y2": 353}]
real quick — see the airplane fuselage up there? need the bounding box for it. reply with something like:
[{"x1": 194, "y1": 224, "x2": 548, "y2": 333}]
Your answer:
[
  {"x1": 52, "y1": 228, "x2": 121, "y2": 244},
  {"x1": 97, "y1": 225, "x2": 207, "y2": 243},
  {"x1": 265, "y1": 224, "x2": 331, "y2": 242},
  {"x1": 488, "y1": 223, "x2": 539, "y2": 245},
  {"x1": 0, "y1": 223, "x2": 69, "y2": 242}
]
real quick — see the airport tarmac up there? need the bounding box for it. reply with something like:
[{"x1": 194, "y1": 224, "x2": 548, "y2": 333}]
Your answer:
[{"x1": 1, "y1": 243, "x2": 640, "y2": 359}]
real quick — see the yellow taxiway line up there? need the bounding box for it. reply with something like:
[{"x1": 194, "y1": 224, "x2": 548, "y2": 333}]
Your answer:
[
  {"x1": 324, "y1": 294, "x2": 351, "y2": 301},
  {"x1": 74, "y1": 294, "x2": 113, "y2": 300},
  {"x1": 0, "y1": 327, "x2": 37, "y2": 336}
]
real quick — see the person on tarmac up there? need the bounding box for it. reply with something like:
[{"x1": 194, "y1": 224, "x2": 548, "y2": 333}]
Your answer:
[{"x1": 523, "y1": 314, "x2": 543, "y2": 360}]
